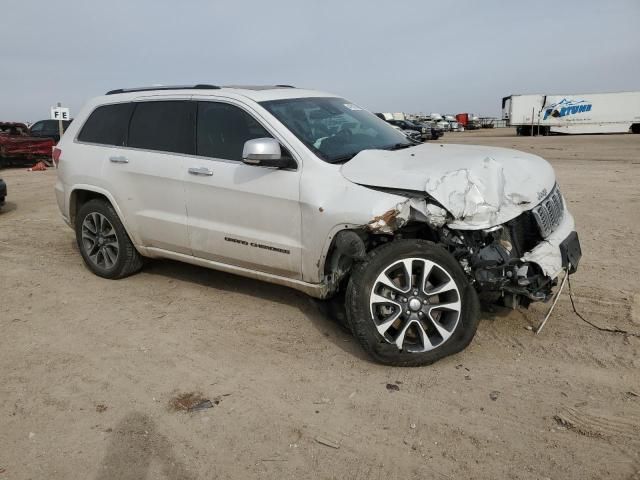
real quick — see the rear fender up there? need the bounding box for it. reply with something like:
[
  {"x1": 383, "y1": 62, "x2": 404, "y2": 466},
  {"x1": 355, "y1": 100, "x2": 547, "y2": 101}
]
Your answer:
[{"x1": 69, "y1": 185, "x2": 141, "y2": 247}]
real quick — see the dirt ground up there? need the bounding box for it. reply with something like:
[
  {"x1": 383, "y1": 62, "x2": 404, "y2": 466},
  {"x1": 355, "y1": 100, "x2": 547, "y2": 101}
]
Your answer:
[{"x1": 1, "y1": 129, "x2": 639, "y2": 480}]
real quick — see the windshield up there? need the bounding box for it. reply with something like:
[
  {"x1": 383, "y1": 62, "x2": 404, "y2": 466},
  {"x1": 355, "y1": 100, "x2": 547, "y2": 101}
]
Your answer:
[{"x1": 260, "y1": 97, "x2": 411, "y2": 163}]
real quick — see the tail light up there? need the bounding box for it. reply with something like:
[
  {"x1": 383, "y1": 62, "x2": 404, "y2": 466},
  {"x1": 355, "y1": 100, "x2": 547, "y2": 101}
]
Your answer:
[{"x1": 52, "y1": 147, "x2": 62, "y2": 166}]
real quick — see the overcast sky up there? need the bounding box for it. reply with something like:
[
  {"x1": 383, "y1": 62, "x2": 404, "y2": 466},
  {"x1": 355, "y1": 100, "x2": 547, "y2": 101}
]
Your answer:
[{"x1": 2, "y1": 0, "x2": 639, "y2": 122}]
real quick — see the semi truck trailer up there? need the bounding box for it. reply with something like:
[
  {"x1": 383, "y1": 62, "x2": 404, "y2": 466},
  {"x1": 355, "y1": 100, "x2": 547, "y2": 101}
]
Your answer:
[{"x1": 502, "y1": 91, "x2": 640, "y2": 135}]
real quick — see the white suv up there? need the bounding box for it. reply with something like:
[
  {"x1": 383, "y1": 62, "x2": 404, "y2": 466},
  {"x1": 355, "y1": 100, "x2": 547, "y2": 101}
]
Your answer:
[{"x1": 55, "y1": 85, "x2": 581, "y2": 366}]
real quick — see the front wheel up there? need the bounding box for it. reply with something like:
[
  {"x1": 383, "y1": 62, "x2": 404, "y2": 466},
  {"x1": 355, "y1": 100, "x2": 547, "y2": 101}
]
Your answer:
[{"x1": 345, "y1": 240, "x2": 480, "y2": 366}]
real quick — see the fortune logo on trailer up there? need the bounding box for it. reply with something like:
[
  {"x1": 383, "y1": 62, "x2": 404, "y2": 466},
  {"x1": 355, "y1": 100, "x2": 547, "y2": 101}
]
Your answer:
[{"x1": 543, "y1": 98, "x2": 592, "y2": 120}]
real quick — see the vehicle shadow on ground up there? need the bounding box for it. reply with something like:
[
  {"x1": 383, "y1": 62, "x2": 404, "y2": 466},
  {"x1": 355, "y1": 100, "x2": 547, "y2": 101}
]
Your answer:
[
  {"x1": 0, "y1": 201, "x2": 17, "y2": 214},
  {"x1": 95, "y1": 411, "x2": 194, "y2": 480},
  {"x1": 142, "y1": 259, "x2": 370, "y2": 361}
]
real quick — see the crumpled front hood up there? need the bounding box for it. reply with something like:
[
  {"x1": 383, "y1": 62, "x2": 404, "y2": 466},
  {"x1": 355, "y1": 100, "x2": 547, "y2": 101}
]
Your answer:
[{"x1": 340, "y1": 143, "x2": 556, "y2": 229}]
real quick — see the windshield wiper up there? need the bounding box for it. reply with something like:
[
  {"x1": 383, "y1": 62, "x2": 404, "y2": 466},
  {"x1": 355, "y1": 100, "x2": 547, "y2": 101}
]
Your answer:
[
  {"x1": 385, "y1": 142, "x2": 414, "y2": 150},
  {"x1": 328, "y1": 143, "x2": 413, "y2": 163},
  {"x1": 327, "y1": 152, "x2": 359, "y2": 164}
]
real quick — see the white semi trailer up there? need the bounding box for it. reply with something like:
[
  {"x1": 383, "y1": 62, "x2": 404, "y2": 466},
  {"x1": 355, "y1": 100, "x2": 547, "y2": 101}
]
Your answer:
[{"x1": 502, "y1": 91, "x2": 640, "y2": 135}]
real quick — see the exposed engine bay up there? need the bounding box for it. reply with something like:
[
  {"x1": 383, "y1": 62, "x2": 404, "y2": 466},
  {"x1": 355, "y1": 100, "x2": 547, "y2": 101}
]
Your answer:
[{"x1": 327, "y1": 184, "x2": 581, "y2": 310}]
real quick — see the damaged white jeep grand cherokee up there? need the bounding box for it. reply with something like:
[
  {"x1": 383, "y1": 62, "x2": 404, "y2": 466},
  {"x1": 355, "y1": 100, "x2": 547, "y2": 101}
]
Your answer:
[{"x1": 55, "y1": 85, "x2": 581, "y2": 366}]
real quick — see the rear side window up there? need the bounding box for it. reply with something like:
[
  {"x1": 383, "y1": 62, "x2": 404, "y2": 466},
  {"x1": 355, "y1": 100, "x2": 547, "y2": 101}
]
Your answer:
[
  {"x1": 42, "y1": 120, "x2": 60, "y2": 133},
  {"x1": 128, "y1": 101, "x2": 196, "y2": 155},
  {"x1": 30, "y1": 121, "x2": 45, "y2": 133},
  {"x1": 197, "y1": 102, "x2": 271, "y2": 161},
  {"x1": 77, "y1": 103, "x2": 133, "y2": 146}
]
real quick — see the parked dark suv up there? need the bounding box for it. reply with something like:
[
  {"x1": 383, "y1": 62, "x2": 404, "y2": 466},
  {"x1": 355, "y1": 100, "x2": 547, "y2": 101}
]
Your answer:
[
  {"x1": 29, "y1": 119, "x2": 72, "y2": 143},
  {"x1": 386, "y1": 119, "x2": 431, "y2": 141},
  {"x1": 413, "y1": 120, "x2": 443, "y2": 140}
]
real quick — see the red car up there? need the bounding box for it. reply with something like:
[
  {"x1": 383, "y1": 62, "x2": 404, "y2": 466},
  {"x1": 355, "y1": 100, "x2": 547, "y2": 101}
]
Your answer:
[{"x1": 0, "y1": 122, "x2": 55, "y2": 166}]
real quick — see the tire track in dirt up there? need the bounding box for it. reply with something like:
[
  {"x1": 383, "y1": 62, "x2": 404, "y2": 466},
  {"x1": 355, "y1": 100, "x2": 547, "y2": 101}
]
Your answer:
[{"x1": 555, "y1": 407, "x2": 640, "y2": 445}]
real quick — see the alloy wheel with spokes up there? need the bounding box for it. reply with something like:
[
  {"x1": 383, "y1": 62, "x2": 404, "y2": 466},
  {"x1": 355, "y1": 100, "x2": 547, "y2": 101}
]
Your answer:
[
  {"x1": 369, "y1": 257, "x2": 462, "y2": 353},
  {"x1": 347, "y1": 239, "x2": 478, "y2": 366},
  {"x1": 81, "y1": 212, "x2": 120, "y2": 270},
  {"x1": 75, "y1": 199, "x2": 143, "y2": 279}
]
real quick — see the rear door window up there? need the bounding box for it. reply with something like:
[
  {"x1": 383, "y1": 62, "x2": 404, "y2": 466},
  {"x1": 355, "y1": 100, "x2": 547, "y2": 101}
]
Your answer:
[
  {"x1": 128, "y1": 101, "x2": 196, "y2": 155},
  {"x1": 77, "y1": 103, "x2": 134, "y2": 146},
  {"x1": 196, "y1": 102, "x2": 271, "y2": 161}
]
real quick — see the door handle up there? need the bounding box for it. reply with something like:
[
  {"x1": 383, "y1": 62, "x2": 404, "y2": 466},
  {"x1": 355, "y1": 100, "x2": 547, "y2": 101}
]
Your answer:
[
  {"x1": 109, "y1": 155, "x2": 129, "y2": 164},
  {"x1": 188, "y1": 167, "x2": 214, "y2": 176}
]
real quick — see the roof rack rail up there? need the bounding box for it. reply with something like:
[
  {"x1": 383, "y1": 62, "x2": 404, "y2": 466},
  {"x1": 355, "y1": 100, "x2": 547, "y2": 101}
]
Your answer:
[{"x1": 105, "y1": 84, "x2": 221, "y2": 95}]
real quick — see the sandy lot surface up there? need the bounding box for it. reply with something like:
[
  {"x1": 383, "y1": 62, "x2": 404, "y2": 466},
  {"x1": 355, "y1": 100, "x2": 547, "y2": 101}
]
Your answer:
[{"x1": 1, "y1": 129, "x2": 639, "y2": 479}]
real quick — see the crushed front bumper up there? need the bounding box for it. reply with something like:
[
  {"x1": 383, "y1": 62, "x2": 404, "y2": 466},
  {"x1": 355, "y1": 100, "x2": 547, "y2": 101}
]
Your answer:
[
  {"x1": 469, "y1": 204, "x2": 581, "y2": 304},
  {"x1": 522, "y1": 207, "x2": 581, "y2": 279}
]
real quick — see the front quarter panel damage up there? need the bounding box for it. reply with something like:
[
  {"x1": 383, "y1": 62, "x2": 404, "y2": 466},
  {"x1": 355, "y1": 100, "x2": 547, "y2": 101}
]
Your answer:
[
  {"x1": 366, "y1": 198, "x2": 448, "y2": 234},
  {"x1": 362, "y1": 193, "x2": 577, "y2": 306}
]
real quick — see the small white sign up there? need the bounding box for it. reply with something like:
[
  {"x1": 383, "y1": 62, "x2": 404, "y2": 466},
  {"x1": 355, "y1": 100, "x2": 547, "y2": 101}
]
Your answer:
[{"x1": 51, "y1": 107, "x2": 70, "y2": 121}]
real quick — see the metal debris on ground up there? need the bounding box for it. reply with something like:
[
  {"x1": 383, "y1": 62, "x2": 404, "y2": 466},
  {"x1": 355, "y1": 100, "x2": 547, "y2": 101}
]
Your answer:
[
  {"x1": 386, "y1": 383, "x2": 400, "y2": 392},
  {"x1": 315, "y1": 436, "x2": 340, "y2": 449},
  {"x1": 189, "y1": 400, "x2": 214, "y2": 411},
  {"x1": 169, "y1": 392, "x2": 221, "y2": 412},
  {"x1": 489, "y1": 391, "x2": 500, "y2": 401},
  {"x1": 95, "y1": 404, "x2": 107, "y2": 413}
]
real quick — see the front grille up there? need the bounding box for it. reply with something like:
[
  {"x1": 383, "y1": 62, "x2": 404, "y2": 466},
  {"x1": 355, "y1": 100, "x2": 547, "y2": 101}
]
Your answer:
[
  {"x1": 532, "y1": 184, "x2": 564, "y2": 238},
  {"x1": 507, "y1": 212, "x2": 541, "y2": 256}
]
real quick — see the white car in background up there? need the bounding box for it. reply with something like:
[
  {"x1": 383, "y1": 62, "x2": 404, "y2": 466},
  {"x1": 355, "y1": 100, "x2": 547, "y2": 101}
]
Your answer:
[
  {"x1": 429, "y1": 113, "x2": 451, "y2": 132},
  {"x1": 444, "y1": 115, "x2": 461, "y2": 131},
  {"x1": 54, "y1": 84, "x2": 581, "y2": 366}
]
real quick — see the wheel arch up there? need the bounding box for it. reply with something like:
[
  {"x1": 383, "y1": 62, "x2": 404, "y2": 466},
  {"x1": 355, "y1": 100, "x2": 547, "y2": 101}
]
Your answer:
[
  {"x1": 69, "y1": 185, "x2": 139, "y2": 246},
  {"x1": 319, "y1": 221, "x2": 440, "y2": 298}
]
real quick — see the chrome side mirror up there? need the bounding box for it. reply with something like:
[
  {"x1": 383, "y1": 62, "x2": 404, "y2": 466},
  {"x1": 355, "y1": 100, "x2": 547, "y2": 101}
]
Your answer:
[{"x1": 242, "y1": 138, "x2": 293, "y2": 168}]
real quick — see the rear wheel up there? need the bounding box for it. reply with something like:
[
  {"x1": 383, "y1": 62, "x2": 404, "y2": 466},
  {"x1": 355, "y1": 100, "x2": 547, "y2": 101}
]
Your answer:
[
  {"x1": 345, "y1": 240, "x2": 479, "y2": 366},
  {"x1": 75, "y1": 199, "x2": 143, "y2": 279}
]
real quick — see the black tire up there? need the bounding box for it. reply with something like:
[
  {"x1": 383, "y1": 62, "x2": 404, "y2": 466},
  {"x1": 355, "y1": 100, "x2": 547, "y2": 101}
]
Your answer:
[
  {"x1": 345, "y1": 239, "x2": 480, "y2": 366},
  {"x1": 314, "y1": 292, "x2": 351, "y2": 333},
  {"x1": 75, "y1": 198, "x2": 143, "y2": 279}
]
